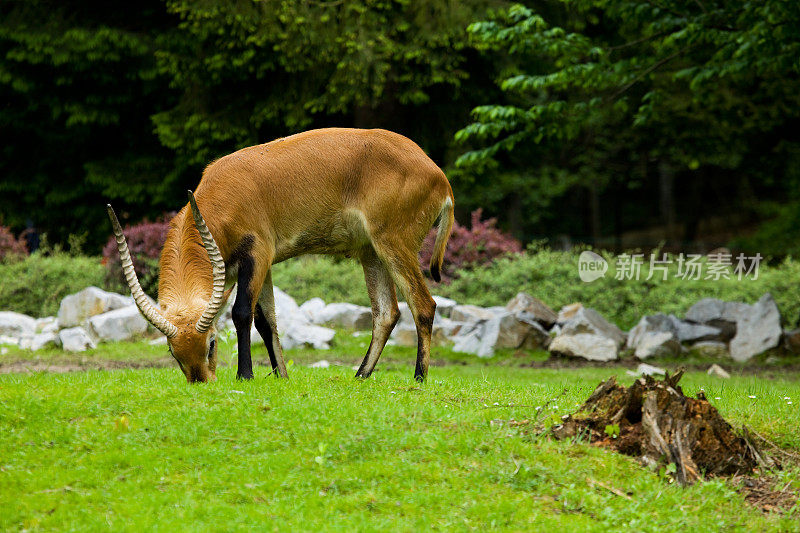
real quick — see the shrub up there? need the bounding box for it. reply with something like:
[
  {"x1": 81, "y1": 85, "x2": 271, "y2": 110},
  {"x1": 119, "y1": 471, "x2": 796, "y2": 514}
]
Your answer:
[
  {"x1": 0, "y1": 251, "x2": 106, "y2": 317},
  {"x1": 419, "y1": 209, "x2": 522, "y2": 282},
  {"x1": 0, "y1": 226, "x2": 28, "y2": 262},
  {"x1": 102, "y1": 215, "x2": 172, "y2": 298},
  {"x1": 435, "y1": 246, "x2": 800, "y2": 329}
]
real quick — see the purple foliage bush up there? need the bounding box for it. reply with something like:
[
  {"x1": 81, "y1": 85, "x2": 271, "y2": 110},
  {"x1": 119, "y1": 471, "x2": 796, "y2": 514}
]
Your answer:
[
  {"x1": 0, "y1": 226, "x2": 29, "y2": 262},
  {"x1": 102, "y1": 214, "x2": 173, "y2": 298},
  {"x1": 419, "y1": 208, "x2": 522, "y2": 283}
]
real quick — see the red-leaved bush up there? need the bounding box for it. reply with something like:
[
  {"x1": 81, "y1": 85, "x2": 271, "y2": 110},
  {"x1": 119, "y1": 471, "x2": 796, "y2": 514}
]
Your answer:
[
  {"x1": 102, "y1": 214, "x2": 173, "y2": 298},
  {"x1": 419, "y1": 209, "x2": 522, "y2": 283},
  {"x1": 0, "y1": 226, "x2": 28, "y2": 262}
]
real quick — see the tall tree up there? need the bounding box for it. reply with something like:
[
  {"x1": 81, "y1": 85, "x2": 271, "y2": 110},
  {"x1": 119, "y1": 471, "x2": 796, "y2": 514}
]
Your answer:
[{"x1": 456, "y1": 1, "x2": 800, "y2": 249}]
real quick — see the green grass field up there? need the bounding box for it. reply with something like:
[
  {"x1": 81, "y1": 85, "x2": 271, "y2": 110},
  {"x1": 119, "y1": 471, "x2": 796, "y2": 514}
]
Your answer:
[{"x1": 2, "y1": 339, "x2": 800, "y2": 531}]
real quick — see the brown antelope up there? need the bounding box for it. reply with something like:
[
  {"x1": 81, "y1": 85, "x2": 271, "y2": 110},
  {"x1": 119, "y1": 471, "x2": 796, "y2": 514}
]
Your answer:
[{"x1": 107, "y1": 128, "x2": 454, "y2": 383}]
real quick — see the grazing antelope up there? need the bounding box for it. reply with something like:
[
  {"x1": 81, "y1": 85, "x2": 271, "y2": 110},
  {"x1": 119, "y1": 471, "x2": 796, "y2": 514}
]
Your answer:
[{"x1": 107, "y1": 128, "x2": 454, "y2": 383}]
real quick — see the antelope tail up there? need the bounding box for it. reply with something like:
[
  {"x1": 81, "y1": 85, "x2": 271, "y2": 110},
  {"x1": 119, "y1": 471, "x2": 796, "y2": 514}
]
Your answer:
[{"x1": 429, "y1": 196, "x2": 454, "y2": 283}]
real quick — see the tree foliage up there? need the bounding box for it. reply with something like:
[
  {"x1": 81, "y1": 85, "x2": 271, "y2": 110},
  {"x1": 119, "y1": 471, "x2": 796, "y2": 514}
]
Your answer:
[
  {"x1": 457, "y1": 1, "x2": 800, "y2": 247},
  {"x1": 0, "y1": 0, "x2": 503, "y2": 249}
]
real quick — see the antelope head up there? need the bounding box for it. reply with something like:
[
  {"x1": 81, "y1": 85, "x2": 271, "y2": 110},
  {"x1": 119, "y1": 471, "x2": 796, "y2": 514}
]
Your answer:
[{"x1": 106, "y1": 191, "x2": 227, "y2": 383}]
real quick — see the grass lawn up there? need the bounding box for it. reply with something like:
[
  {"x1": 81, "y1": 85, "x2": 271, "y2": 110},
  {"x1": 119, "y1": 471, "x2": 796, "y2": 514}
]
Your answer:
[{"x1": 1, "y1": 339, "x2": 799, "y2": 531}]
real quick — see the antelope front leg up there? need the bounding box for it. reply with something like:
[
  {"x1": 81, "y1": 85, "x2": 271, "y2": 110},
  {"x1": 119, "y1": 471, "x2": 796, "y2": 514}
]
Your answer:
[
  {"x1": 232, "y1": 255, "x2": 256, "y2": 380},
  {"x1": 254, "y1": 269, "x2": 289, "y2": 378}
]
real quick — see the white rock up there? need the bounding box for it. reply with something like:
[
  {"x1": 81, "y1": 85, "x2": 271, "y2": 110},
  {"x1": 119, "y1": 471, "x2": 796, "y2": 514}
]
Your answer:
[
  {"x1": 450, "y1": 304, "x2": 496, "y2": 323},
  {"x1": 432, "y1": 295, "x2": 457, "y2": 317},
  {"x1": 87, "y1": 305, "x2": 148, "y2": 342},
  {"x1": 0, "y1": 311, "x2": 36, "y2": 337},
  {"x1": 392, "y1": 319, "x2": 455, "y2": 348},
  {"x1": 30, "y1": 332, "x2": 60, "y2": 351},
  {"x1": 312, "y1": 302, "x2": 372, "y2": 330},
  {"x1": 686, "y1": 294, "x2": 781, "y2": 361},
  {"x1": 59, "y1": 327, "x2": 96, "y2": 352},
  {"x1": 148, "y1": 337, "x2": 168, "y2": 346},
  {"x1": 668, "y1": 315, "x2": 722, "y2": 343},
  {"x1": 308, "y1": 360, "x2": 331, "y2": 368},
  {"x1": 557, "y1": 303, "x2": 584, "y2": 324},
  {"x1": 35, "y1": 316, "x2": 58, "y2": 334},
  {"x1": 391, "y1": 323, "x2": 418, "y2": 347},
  {"x1": 273, "y1": 286, "x2": 300, "y2": 323},
  {"x1": 452, "y1": 328, "x2": 489, "y2": 357},
  {"x1": 57, "y1": 286, "x2": 132, "y2": 328},
  {"x1": 627, "y1": 315, "x2": 681, "y2": 359},
  {"x1": 634, "y1": 332, "x2": 681, "y2": 359},
  {"x1": 729, "y1": 294, "x2": 782, "y2": 362},
  {"x1": 559, "y1": 307, "x2": 625, "y2": 348},
  {"x1": 636, "y1": 363, "x2": 666, "y2": 376},
  {"x1": 707, "y1": 363, "x2": 731, "y2": 379},
  {"x1": 18, "y1": 335, "x2": 34, "y2": 350},
  {"x1": 549, "y1": 333, "x2": 618, "y2": 361},
  {"x1": 506, "y1": 292, "x2": 558, "y2": 328},
  {"x1": 299, "y1": 297, "x2": 326, "y2": 322},
  {"x1": 397, "y1": 302, "x2": 414, "y2": 325},
  {"x1": 0, "y1": 335, "x2": 20, "y2": 346},
  {"x1": 283, "y1": 318, "x2": 336, "y2": 349}
]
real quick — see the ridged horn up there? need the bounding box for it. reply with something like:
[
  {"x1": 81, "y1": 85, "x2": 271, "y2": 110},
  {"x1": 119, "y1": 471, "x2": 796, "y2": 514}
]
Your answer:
[
  {"x1": 187, "y1": 190, "x2": 227, "y2": 333},
  {"x1": 106, "y1": 205, "x2": 178, "y2": 338}
]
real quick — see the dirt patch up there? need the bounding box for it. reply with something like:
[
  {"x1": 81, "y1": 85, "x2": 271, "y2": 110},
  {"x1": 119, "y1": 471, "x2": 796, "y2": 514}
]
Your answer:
[
  {"x1": 0, "y1": 358, "x2": 174, "y2": 374},
  {"x1": 735, "y1": 476, "x2": 798, "y2": 514}
]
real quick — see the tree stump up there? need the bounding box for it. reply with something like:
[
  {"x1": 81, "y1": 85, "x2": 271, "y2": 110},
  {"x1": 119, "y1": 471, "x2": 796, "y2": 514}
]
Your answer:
[{"x1": 552, "y1": 371, "x2": 759, "y2": 485}]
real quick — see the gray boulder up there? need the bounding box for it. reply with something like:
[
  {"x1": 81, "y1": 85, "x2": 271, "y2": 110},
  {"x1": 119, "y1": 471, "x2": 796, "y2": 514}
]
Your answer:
[
  {"x1": 450, "y1": 304, "x2": 497, "y2": 323},
  {"x1": 729, "y1": 294, "x2": 782, "y2": 362},
  {"x1": 0, "y1": 311, "x2": 36, "y2": 338},
  {"x1": 549, "y1": 333, "x2": 618, "y2": 362},
  {"x1": 707, "y1": 363, "x2": 731, "y2": 379},
  {"x1": 559, "y1": 307, "x2": 625, "y2": 348},
  {"x1": 58, "y1": 286, "x2": 132, "y2": 328},
  {"x1": 273, "y1": 287, "x2": 300, "y2": 323},
  {"x1": 31, "y1": 332, "x2": 60, "y2": 351},
  {"x1": 448, "y1": 309, "x2": 550, "y2": 358},
  {"x1": 282, "y1": 318, "x2": 336, "y2": 350},
  {"x1": 87, "y1": 305, "x2": 148, "y2": 342},
  {"x1": 397, "y1": 302, "x2": 414, "y2": 325},
  {"x1": 35, "y1": 316, "x2": 58, "y2": 334},
  {"x1": 506, "y1": 292, "x2": 558, "y2": 329},
  {"x1": 312, "y1": 303, "x2": 372, "y2": 330},
  {"x1": 668, "y1": 315, "x2": 723, "y2": 343},
  {"x1": 685, "y1": 294, "x2": 781, "y2": 361},
  {"x1": 299, "y1": 297, "x2": 326, "y2": 322},
  {"x1": 432, "y1": 295, "x2": 457, "y2": 318},
  {"x1": 626, "y1": 363, "x2": 666, "y2": 377},
  {"x1": 59, "y1": 327, "x2": 96, "y2": 352},
  {"x1": 627, "y1": 314, "x2": 681, "y2": 359},
  {"x1": 391, "y1": 321, "x2": 453, "y2": 348},
  {"x1": 556, "y1": 303, "x2": 584, "y2": 324}
]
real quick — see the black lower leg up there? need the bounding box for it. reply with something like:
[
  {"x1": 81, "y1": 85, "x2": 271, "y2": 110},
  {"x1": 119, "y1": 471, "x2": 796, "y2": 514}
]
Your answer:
[
  {"x1": 254, "y1": 304, "x2": 280, "y2": 374},
  {"x1": 413, "y1": 309, "x2": 435, "y2": 382},
  {"x1": 232, "y1": 257, "x2": 255, "y2": 380},
  {"x1": 355, "y1": 339, "x2": 376, "y2": 378},
  {"x1": 414, "y1": 332, "x2": 429, "y2": 382}
]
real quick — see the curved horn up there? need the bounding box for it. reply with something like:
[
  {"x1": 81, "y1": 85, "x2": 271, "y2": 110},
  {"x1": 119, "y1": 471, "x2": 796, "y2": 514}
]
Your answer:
[
  {"x1": 106, "y1": 205, "x2": 178, "y2": 338},
  {"x1": 187, "y1": 191, "x2": 226, "y2": 333}
]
